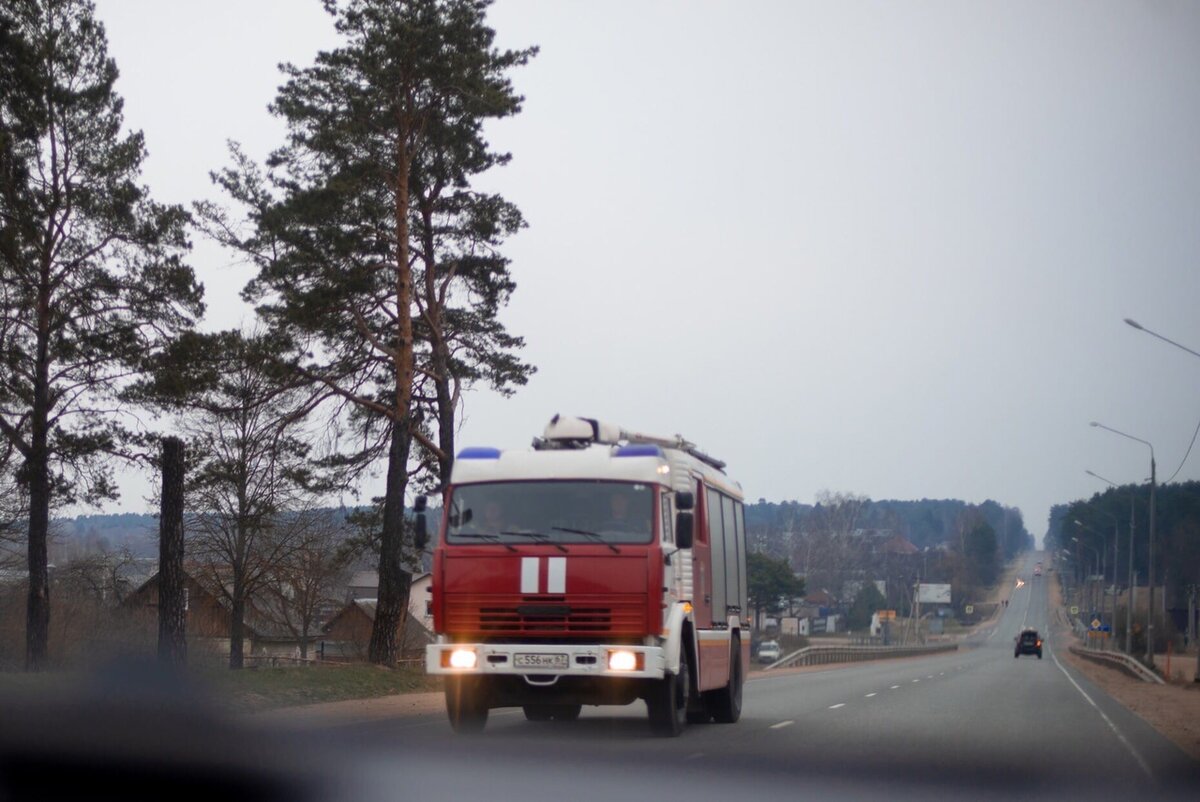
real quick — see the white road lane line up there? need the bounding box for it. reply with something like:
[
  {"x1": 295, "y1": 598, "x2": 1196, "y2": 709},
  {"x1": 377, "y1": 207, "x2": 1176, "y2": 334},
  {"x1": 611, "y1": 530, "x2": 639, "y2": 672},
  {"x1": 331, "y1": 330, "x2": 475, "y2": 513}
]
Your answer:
[
  {"x1": 890, "y1": 685, "x2": 900, "y2": 689},
  {"x1": 911, "y1": 679, "x2": 920, "y2": 683},
  {"x1": 829, "y1": 703, "x2": 845, "y2": 709},
  {"x1": 770, "y1": 720, "x2": 794, "y2": 730},
  {"x1": 865, "y1": 693, "x2": 877, "y2": 698},
  {"x1": 1051, "y1": 651, "x2": 1154, "y2": 782}
]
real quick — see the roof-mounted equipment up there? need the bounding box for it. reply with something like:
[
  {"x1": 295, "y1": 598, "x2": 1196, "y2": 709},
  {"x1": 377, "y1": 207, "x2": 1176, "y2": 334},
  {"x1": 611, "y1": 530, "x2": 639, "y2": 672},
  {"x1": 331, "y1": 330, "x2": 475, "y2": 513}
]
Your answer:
[{"x1": 533, "y1": 414, "x2": 726, "y2": 472}]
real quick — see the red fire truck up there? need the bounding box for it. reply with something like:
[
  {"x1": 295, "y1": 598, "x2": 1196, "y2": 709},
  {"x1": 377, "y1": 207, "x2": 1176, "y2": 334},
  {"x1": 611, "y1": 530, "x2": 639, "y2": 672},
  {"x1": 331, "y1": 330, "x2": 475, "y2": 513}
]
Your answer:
[{"x1": 421, "y1": 415, "x2": 749, "y2": 736}]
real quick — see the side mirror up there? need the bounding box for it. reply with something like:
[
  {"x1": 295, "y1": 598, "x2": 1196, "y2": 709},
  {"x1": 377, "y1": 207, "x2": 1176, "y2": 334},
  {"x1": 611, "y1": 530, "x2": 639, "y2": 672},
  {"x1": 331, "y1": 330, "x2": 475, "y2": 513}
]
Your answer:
[
  {"x1": 413, "y1": 495, "x2": 429, "y2": 551},
  {"x1": 675, "y1": 511, "x2": 694, "y2": 549},
  {"x1": 676, "y1": 491, "x2": 694, "y2": 511}
]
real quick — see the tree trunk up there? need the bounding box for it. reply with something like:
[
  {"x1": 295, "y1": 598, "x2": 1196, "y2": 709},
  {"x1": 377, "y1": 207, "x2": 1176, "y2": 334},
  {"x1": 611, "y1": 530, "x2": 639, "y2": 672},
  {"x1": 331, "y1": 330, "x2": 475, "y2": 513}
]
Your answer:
[
  {"x1": 368, "y1": 419, "x2": 413, "y2": 665},
  {"x1": 157, "y1": 436, "x2": 187, "y2": 667},
  {"x1": 229, "y1": 580, "x2": 245, "y2": 669},
  {"x1": 25, "y1": 435, "x2": 50, "y2": 672},
  {"x1": 434, "y1": 341, "x2": 455, "y2": 487},
  {"x1": 25, "y1": 313, "x2": 52, "y2": 671}
]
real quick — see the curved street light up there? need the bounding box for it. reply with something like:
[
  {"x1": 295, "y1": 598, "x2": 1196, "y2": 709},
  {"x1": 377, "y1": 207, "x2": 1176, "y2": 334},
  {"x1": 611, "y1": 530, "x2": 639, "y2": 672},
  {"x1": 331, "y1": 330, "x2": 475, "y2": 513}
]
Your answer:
[
  {"x1": 1089, "y1": 421, "x2": 1157, "y2": 666},
  {"x1": 1085, "y1": 469, "x2": 1138, "y2": 654},
  {"x1": 1125, "y1": 317, "x2": 1200, "y2": 681},
  {"x1": 1072, "y1": 534, "x2": 1102, "y2": 617},
  {"x1": 1074, "y1": 520, "x2": 1111, "y2": 624}
]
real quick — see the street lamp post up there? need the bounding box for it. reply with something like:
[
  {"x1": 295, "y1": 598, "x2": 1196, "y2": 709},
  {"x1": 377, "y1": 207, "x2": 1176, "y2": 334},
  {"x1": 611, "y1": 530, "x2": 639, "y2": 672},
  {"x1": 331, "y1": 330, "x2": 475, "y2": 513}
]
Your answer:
[
  {"x1": 1072, "y1": 535, "x2": 1101, "y2": 619},
  {"x1": 1086, "y1": 469, "x2": 1138, "y2": 655},
  {"x1": 1090, "y1": 421, "x2": 1156, "y2": 667},
  {"x1": 1074, "y1": 519, "x2": 1112, "y2": 626},
  {"x1": 1126, "y1": 317, "x2": 1200, "y2": 682}
]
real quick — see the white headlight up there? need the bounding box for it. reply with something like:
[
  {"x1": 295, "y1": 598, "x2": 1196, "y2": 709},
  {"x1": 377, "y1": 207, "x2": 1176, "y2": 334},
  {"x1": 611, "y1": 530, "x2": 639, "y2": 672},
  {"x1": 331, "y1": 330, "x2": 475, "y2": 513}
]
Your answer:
[
  {"x1": 608, "y1": 649, "x2": 638, "y2": 671},
  {"x1": 449, "y1": 648, "x2": 477, "y2": 669}
]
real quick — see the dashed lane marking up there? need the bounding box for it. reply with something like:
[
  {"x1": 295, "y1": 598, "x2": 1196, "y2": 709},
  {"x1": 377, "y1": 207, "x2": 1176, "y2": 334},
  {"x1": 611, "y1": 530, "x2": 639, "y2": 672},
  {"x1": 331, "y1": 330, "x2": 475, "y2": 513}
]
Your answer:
[
  {"x1": 911, "y1": 679, "x2": 920, "y2": 683},
  {"x1": 829, "y1": 703, "x2": 845, "y2": 709},
  {"x1": 865, "y1": 693, "x2": 877, "y2": 698},
  {"x1": 890, "y1": 685, "x2": 900, "y2": 689},
  {"x1": 770, "y1": 720, "x2": 794, "y2": 730}
]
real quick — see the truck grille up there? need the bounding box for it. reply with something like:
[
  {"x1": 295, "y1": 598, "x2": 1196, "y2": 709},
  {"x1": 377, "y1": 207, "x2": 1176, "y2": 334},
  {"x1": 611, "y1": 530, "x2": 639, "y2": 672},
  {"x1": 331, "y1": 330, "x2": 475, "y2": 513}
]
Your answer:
[{"x1": 445, "y1": 594, "x2": 647, "y2": 638}]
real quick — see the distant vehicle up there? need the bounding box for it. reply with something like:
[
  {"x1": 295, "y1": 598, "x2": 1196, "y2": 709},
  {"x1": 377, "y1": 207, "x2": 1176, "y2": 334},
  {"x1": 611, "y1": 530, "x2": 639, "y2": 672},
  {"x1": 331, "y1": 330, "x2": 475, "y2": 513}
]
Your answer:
[
  {"x1": 1033, "y1": 565, "x2": 1042, "y2": 577},
  {"x1": 757, "y1": 640, "x2": 781, "y2": 664},
  {"x1": 1014, "y1": 628, "x2": 1042, "y2": 659}
]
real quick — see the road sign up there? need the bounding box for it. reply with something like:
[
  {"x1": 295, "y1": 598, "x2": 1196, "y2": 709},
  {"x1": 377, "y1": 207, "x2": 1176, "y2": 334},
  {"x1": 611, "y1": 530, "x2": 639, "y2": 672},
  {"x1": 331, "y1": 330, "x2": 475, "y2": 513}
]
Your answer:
[
  {"x1": 964, "y1": 605, "x2": 974, "y2": 615},
  {"x1": 1091, "y1": 618, "x2": 1102, "y2": 629},
  {"x1": 1070, "y1": 605, "x2": 1079, "y2": 615},
  {"x1": 878, "y1": 610, "x2": 896, "y2": 621}
]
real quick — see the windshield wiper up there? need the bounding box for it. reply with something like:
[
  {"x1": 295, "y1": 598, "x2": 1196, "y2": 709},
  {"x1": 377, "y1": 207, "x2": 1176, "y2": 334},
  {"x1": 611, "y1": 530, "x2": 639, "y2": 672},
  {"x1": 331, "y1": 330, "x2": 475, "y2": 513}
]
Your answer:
[
  {"x1": 551, "y1": 526, "x2": 620, "y2": 553},
  {"x1": 499, "y1": 531, "x2": 568, "y2": 553},
  {"x1": 453, "y1": 532, "x2": 517, "y2": 552}
]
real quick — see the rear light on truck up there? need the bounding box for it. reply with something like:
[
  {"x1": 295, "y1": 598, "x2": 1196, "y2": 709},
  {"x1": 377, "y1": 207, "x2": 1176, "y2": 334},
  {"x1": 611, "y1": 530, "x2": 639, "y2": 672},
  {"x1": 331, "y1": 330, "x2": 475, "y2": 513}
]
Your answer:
[{"x1": 607, "y1": 650, "x2": 643, "y2": 672}]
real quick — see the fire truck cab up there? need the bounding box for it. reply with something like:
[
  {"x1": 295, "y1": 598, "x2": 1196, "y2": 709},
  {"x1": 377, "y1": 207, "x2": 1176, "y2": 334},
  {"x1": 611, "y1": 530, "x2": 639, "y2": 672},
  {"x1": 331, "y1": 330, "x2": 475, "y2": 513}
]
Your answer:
[{"x1": 424, "y1": 415, "x2": 749, "y2": 736}]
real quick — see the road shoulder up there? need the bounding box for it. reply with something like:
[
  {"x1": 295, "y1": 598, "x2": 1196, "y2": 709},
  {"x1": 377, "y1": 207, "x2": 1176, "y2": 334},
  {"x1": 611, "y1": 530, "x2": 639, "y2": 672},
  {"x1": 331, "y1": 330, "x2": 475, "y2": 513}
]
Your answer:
[{"x1": 1049, "y1": 576, "x2": 1200, "y2": 763}]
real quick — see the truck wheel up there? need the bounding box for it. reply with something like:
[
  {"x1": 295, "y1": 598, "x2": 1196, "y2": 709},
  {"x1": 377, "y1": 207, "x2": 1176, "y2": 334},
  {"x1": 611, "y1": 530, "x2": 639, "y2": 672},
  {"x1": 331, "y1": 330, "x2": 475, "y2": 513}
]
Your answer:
[
  {"x1": 710, "y1": 636, "x2": 743, "y2": 724},
  {"x1": 446, "y1": 677, "x2": 489, "y2": 734},
  {"x1": 648, "y1": 658, "x2": 688, "y2": 737}
]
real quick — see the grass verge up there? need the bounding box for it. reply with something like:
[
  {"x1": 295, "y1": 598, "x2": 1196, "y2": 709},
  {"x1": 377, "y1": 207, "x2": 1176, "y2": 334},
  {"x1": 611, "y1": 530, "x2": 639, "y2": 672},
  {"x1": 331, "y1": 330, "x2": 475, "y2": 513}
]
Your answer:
[{"x1": 196, "y1": 662, "x2": 441, "y2": 712}]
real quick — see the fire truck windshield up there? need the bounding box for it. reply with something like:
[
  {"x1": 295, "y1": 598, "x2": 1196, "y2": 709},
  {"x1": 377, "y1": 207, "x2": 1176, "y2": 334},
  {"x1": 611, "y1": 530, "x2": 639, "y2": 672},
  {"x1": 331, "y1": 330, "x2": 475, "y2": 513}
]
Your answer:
[{"x1": 446, "y1": 481, "x2": 654, "y2": 546}]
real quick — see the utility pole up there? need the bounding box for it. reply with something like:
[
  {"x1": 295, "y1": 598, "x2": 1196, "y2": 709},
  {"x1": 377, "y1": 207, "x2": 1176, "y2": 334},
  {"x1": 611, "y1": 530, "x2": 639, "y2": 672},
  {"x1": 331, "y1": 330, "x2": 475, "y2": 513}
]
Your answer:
[
  {"x1": 1126, "y1": 504, "x2": 1135, "y2": 656},
  {"x1": 1187, "y1": 584, "x2": 1197, "y2": 663},
  {"x1": 1146, "y1": 455, "x2": 1156, "y2": 667}
]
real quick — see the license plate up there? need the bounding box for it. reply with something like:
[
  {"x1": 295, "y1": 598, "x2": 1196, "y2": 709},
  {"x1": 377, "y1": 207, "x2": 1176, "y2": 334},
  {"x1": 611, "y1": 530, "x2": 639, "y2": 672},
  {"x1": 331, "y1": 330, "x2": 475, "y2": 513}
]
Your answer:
[{"x1": 514, "y1": 653, "x2": 568, "y2": 669}]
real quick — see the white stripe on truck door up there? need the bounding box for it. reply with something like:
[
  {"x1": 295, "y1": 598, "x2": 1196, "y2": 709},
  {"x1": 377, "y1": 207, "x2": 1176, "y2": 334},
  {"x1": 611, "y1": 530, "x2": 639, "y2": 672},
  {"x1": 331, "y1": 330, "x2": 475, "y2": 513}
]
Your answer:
[
  {"x1": 547, "y1": 557, "x2": 566, "y2": 594},
  {"x1": 521, "y1": 557, "x2": 539, "y2": 594}
]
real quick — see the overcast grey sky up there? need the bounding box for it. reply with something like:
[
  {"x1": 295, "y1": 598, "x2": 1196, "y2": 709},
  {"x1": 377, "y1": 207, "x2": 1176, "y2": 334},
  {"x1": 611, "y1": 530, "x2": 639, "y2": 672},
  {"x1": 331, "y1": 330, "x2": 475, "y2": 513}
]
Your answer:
[{"x1": 93, "y1": 1, "x2": 1200, "y2": 543}]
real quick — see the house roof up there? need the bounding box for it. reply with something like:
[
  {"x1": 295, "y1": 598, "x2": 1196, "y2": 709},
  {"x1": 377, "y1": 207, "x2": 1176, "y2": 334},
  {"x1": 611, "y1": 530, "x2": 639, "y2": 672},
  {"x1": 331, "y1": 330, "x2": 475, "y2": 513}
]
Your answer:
[
  {"x1": 348, "y1": 570, "x2": 378, "y2": 589},
  {"x1": 323, "y1": 598, "x2": 432, "y2": 650},
  {"x1": 881, "y1": 534, "x2": 920, "y2": 555}
]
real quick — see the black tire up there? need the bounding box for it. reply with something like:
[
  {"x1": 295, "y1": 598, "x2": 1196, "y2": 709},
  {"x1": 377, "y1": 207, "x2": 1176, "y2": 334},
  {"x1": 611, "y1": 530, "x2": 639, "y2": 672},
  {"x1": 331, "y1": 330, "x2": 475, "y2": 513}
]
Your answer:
[
  {"x1": 1037, "y1": 652, "x2": 1042, "y2": 660},
  {"x1": 1014, "y1": 652, "x2": 1019, "y2": 659},
  {"x1": 446, "y1": 677, "x2": 489, "y2": 734},
  {"x1": 710, "y1": 637, "x2": 743, "y2": 724},
  {"x1": 648, "y1": 657, "x2": 689, "y2": 737},
  {"x1": 686, "y1": 708, "x2": 712, "y2": 724},
  {"x1": 523, "y1": 705, "x2": 554, "y2": 721}
]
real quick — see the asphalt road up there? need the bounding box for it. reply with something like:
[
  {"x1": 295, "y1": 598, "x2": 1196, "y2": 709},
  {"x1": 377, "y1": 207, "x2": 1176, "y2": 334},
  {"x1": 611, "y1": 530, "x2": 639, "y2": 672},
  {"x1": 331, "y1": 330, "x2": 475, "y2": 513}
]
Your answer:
[{"x1": 300, "y1": 552, "x2": 1198, "y2": 802}]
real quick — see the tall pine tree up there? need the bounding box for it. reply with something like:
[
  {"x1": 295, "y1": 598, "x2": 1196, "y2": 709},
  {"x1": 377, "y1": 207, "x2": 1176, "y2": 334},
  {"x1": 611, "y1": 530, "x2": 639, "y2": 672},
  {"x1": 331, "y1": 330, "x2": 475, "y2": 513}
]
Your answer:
[
  {"x1": 0, "y1": 0, "x2": 204, "y2": 669},
  {"x1": 202, "y1": 0, "x2": 534, "y2": 664}
]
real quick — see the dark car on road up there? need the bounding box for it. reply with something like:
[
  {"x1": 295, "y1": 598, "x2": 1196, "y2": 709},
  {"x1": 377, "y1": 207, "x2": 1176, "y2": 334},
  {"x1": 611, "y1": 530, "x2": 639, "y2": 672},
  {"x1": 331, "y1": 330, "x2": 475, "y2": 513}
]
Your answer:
[{"x1": 1015, "y1": 628, "x2": 1042, "y2": 659}]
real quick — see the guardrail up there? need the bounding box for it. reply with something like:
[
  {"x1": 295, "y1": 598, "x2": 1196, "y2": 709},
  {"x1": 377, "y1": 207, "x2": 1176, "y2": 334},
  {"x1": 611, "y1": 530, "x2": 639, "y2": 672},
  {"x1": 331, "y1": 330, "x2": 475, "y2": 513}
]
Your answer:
[
  {"x1": 763, "y1": 642, "x2": 958, "y2": 671},
  {"x1": 1068, "y1": 644, "x2": 1164, "y2": 684}
]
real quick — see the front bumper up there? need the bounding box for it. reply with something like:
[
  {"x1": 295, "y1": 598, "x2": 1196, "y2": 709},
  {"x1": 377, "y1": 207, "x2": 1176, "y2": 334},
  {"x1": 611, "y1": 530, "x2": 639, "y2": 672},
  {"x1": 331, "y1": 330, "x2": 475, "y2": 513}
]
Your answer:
[{"x1": 426, "y1": 640, "x2": 665, "y2": 680}]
